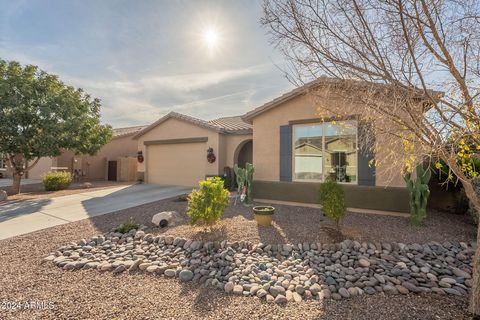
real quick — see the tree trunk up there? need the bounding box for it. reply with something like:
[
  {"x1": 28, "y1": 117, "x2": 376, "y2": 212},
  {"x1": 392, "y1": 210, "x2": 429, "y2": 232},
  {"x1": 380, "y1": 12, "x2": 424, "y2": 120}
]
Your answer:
[
  {"x1": 11, "y1": 171, "x2": 22, "y2": 195},
  {"x1": 471, "y1": 224, "x2": 480, "y2": 318},
  {"x1": 463, "y1": 180, "x2": 480, "y2": 318},
  {"x1": 7, "y1": 154, "x2": 40, "y2": 196}
]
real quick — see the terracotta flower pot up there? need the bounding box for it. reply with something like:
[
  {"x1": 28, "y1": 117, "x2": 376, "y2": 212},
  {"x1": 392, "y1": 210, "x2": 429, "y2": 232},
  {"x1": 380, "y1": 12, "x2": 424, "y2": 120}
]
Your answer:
[{"x1": 253, "y1": 206, "x2": 275, "y2": 226}]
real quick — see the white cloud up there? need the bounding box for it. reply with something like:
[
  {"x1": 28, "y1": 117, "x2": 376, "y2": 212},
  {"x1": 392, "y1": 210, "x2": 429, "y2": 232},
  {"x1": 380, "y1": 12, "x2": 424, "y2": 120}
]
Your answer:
[{"x1": 141, "y1": 64, "x2": 269, "y2": 92}]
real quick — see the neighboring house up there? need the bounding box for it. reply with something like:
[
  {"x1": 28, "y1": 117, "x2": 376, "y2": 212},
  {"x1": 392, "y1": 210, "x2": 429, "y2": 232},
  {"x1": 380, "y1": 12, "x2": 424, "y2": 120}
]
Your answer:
[
  {"x1": 0, "y1": 125, "x2": 146, "y2": 182},
  {"x1": 133, "y1": 112, "x2": 252, "y2": 187},
  {"x1": 137, "y1": 78, "x2": 416, "y2": 213},
  {"x1": 57, "y1": 125, "x2": 146, "y2": 182},
  {"x1": 0, "y1": 154, "x2": 53, "y2": 180}
]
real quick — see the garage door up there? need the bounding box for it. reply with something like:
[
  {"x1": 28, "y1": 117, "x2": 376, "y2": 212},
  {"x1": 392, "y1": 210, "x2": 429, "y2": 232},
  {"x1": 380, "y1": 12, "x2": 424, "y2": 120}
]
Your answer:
[{"x1": 146, "y1": 142, "x2": 205, "y2": 187}]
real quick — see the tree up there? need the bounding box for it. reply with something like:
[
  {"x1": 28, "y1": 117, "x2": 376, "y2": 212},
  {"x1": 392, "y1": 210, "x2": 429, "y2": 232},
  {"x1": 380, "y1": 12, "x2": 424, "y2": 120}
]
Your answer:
[
  {"x1": 0, "y1": 59, "x2": 112, "y2": 194},
  {"x1": 262, "y1": 0, "x2": 480, "y2": 316}
]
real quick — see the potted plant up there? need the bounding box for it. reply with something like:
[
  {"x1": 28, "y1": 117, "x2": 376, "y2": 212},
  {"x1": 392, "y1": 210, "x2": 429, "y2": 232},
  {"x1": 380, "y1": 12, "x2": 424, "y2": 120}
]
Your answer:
[{"x1": 253, "y1": 206, "x2": 275, "y2": 226}]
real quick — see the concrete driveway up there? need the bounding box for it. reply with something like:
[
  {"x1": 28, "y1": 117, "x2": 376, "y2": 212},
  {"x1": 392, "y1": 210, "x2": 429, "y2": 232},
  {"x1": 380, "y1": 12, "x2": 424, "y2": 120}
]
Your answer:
[{"x1": 0, "y1": 184, "x2": 191, "y2": 240}]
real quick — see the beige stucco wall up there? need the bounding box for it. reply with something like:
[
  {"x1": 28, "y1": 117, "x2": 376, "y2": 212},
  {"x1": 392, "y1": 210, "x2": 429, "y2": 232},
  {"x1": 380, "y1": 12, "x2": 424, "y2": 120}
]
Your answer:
[
  {"x1": 27, "y1": 157, "x2": 53, "y2": 179},
  {"x1": 252, "y1": 90, "x2": 406, "y2": 188},
  {"x1": 101, "y1": 135, "x2": 139, "y2": 159},
  {"x1": 55, "y1": 134, "x2": 138, "y2": 181},
  {"x1": 136, "y1": 118, "x2": 221, "y2": 179},
  {"x1": 223, "y1": 134, "x2": 253, "y2": 168}
]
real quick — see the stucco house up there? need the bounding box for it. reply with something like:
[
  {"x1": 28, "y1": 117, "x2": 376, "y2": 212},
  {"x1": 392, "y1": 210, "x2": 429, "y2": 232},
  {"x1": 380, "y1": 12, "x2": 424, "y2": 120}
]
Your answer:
[
  {"x1": 56, "y1": 125, "x2": 146, "y2": 182},
  {"x1": 135, "y1": 78, "x2": 417, "y2": 213},
  {"x1": 0, "y1": 125, "x2": 146, "y2": 182}
]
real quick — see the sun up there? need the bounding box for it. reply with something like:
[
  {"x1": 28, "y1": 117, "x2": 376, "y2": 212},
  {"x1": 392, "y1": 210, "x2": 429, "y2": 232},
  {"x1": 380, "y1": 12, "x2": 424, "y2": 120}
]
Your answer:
[{"x1": 202, "y1": 27, "x2": 219, "y2": 51}]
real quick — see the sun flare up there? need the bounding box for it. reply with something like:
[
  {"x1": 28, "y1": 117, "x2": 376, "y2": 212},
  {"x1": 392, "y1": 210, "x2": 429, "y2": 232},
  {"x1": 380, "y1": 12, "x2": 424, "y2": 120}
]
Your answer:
[{"x1": 203, "y1": 27, "x2": 219, "y2": 51}]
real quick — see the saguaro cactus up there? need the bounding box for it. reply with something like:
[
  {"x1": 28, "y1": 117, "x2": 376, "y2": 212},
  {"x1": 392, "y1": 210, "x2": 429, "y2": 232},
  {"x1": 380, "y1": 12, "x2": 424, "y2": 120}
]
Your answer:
[
  {"x1": 233, "y1": 163, "x2": 255, "y2": 204},
  {"x1": 403, "y1": 163, "x2": 431, "y2": 225}
]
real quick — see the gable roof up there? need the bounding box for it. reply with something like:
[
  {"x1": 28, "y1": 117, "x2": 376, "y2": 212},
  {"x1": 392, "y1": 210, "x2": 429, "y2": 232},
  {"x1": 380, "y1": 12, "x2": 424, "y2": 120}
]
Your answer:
[
  {"x1": 242, "y1": 77, "x2": 443, "y2": 123},
  {"x1": 133, "y1": 111, "x2": 252, "y2": 139},
  {"x1": 242, "y1": 79, "x2": 324, "y2": 123}
]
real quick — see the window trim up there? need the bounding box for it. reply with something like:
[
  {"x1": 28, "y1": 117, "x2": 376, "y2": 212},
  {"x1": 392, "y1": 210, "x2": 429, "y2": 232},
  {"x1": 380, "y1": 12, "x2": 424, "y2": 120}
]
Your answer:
[{"x1": 292, "y1": 121, "x2": 359, "y2": 185}]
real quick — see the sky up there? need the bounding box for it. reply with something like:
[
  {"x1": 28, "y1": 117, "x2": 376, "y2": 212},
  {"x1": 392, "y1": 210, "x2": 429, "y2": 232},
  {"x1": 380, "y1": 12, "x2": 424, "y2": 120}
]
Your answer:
[{"x1": 0, "y1": 0, "x2": 293, "y2": 127}]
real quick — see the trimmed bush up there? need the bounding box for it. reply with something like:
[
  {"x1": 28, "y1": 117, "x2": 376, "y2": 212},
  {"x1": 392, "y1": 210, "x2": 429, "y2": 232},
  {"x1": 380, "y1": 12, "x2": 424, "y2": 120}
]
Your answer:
[
  {"x1": 319, "y1": 178, "x2": 346, "y2": 229},
  {"x1": 187, "y1": 177, "x2": 230, "y2": 227},
  {"x1": 42, "y1": 171, "x2": 72, "y2": 191}
]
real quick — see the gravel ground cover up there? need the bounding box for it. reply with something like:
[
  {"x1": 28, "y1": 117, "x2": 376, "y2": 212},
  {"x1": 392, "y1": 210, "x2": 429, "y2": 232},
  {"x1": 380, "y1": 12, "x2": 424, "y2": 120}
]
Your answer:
[
  {"x1": 69, "y1": 196, "x2": 476, "y2": 245},
  {"x1": 0, "y1": 197, "x2": 477, "y2": 319}
]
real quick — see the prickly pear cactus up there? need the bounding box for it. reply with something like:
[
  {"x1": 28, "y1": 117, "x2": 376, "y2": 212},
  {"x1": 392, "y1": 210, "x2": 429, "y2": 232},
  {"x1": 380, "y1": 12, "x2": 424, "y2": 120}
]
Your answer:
[
  {"x1": 233, "y1": 163, "x2": 255, "y2": 203},
  {"x1": 403, "y1": 163, "x2": 431, "y2": 225}
]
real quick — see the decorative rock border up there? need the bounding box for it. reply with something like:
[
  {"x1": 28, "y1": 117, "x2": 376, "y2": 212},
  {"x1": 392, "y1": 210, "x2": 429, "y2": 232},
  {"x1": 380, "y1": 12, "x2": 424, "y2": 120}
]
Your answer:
[{"x1": 44, "y1": 229, "x2": 475, "y2": 304}]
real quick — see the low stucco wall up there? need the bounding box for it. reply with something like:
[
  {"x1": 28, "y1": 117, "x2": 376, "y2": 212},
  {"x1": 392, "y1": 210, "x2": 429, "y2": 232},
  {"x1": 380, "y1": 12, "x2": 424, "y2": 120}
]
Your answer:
[
  {"x1": 253, "y1": 180, "x2": 410, "y2": 213},
  {"x1": 27, "y1": 157, "x2": 53, "y2": 179}
]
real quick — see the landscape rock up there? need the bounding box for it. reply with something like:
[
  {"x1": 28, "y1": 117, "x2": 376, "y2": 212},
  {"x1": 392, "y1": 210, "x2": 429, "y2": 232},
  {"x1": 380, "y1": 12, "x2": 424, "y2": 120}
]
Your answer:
[
  {"x1": 233, "y1": 285, "x2": 243, "y2": 295},
  {"x1": 45, "y1": 232, "x2": 474, "y2": 305},
  {"x1": 152, "y1": 211, "x2": 182, "y2": 228},
  {"x1": 164, "y1": 269, "x2": 176, "y2": 278},
  {"x1": 179, "y1": 269, "x2": 194, "y2": 282},
  {"x1": 224, "y1": 282, "x2": 234, "y2": 293},
  {"x1": 358, "y1": 258, "x2": 370, "y2": 267},
  {"x1": 274, "y1": 294, "x2": 288, "y2": 304}
]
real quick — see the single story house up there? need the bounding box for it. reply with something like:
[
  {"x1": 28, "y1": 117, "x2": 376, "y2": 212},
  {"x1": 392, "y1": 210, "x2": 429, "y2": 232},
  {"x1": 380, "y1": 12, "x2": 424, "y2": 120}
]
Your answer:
[
  {"x1": 57, "y1": 125, "x2": 146, "y2": 182},
  {"x1": 0, "y1": 125, "x2": 146, "y2": 182},
  {"x1": 135, "y1": 78, "x2": 414, "y2": 213}
]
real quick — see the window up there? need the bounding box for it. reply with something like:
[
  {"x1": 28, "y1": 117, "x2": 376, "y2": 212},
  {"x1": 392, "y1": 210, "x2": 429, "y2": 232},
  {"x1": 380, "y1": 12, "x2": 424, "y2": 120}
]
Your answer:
[{"x1": 293, "y1": 121, "x2": 357, "y2": 183}]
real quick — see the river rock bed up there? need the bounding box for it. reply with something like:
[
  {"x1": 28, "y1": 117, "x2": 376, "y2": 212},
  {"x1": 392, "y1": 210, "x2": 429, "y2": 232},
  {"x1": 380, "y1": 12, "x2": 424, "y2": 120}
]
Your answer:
[{"x1": 44, "y1": 229, "x2": 475, "y2": 304}]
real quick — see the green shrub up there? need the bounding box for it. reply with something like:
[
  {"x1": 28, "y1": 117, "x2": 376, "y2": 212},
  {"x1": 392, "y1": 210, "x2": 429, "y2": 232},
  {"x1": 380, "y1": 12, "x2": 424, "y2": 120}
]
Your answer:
[
  {"x1": 319, "y1": 178, "x2": 346, "y2": 229},
  {"x1": 115, "y1": 217, "x2": 139, "y2": 234},
  {"x1": 42, "y1": 171, "x2": 72, "y2": 191},
  {"x1": 187, "y1": 177, "x2": 230, "y2": 227}
]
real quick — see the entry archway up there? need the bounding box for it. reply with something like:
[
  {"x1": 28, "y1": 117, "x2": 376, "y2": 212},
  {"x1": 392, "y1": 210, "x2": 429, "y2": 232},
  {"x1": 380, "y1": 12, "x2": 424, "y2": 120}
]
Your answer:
[{"x1": 234, "y1": 139, "x2": 253, "y2": 168}]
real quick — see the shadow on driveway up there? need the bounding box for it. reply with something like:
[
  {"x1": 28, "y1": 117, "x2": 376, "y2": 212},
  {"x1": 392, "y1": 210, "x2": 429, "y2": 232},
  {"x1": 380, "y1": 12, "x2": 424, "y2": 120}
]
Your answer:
[
  {"x1": 0, "y1": 184, "x2": 191, "y2": 240},
  {"x1": 0, "y1": 199, "x2": 52, "y2": 223}
]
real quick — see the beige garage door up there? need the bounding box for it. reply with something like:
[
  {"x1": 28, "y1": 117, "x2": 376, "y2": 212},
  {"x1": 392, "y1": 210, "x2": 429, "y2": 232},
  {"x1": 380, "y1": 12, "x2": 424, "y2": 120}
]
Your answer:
[{"x1": 146, "y1": 143, "x2": 205, "y2": 187}]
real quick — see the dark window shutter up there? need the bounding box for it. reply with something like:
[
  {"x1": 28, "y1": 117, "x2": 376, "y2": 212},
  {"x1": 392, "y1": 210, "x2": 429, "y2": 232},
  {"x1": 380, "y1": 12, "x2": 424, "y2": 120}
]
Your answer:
[
  {"x1": 280, "y1": 125, "x2": 292, "y2": 182},
  {"x1": 357, "y1": 121, "x2": 375, "y2": 186}
]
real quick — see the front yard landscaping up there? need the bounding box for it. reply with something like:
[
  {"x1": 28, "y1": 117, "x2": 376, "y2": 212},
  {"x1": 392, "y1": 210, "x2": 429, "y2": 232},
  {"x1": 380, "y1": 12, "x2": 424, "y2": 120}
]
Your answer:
[{"x1": 0, "y1": 196, "x2": 476, "y2": 319}]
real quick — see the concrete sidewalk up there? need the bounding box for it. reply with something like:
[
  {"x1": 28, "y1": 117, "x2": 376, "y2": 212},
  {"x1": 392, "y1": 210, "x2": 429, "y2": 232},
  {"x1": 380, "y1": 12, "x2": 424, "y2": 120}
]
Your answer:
[{"x1": 0, "y1": 184, "x2": 191, "y2": 240}]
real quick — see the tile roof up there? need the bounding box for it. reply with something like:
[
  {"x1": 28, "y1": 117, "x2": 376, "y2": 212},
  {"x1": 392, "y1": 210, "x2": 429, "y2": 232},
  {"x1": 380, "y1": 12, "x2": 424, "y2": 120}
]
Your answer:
[
  {"x1": 112, "y1": 125, "x2": 148, "y2": 138},
  {"x1": 208, "y1": 116, "x2": 252, "y2": 134},
  {"x1": 133, "y1": 111, "x2": 253, "y2": 139},
  {"x1": 242, "y1": 77, "x2": 444, "y2": 123}
]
